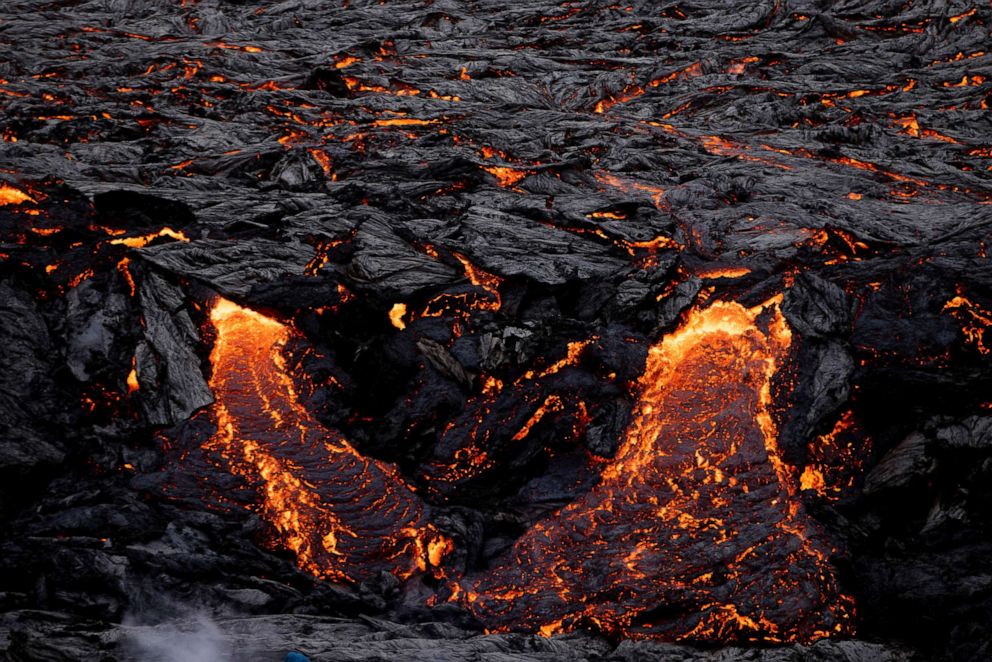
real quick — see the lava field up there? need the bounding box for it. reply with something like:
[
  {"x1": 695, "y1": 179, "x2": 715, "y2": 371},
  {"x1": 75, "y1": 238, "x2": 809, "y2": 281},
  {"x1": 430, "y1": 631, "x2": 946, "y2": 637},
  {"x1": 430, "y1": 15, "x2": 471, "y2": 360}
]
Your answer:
[{"x1": 1, "y1": 1, "x2": 991, "y2": 661}]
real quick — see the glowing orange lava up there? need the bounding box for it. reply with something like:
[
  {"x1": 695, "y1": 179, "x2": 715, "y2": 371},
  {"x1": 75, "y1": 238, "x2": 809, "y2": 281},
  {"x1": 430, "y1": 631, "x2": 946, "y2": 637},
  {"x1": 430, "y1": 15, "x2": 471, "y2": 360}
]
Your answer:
[
  {"x1": 0, "y1": 183, "x2": 34, "y2": 206},
  {"x1": 460, "y1": 298, "x2": 854, "y2": 642},
  {"x1": 126, "y1": 356, "x2": 140, "y2": 393},
  {"x1": 800, "y1": 410, "x2": 868, "y2": 500},
  {"x1": 389, "y1": 302, "x2": 408, "y2": 330},
  {"x1": 694, "y1": 265, "x2": 752, "y2": 280},
  {"x1": 943, "y1": 294, "x2": 992, "y2": 355},
  {"x1": 453, "y1": 252, "x2": 502, "y2": 311},
  {"x1": 482, "y1": 166, "x2": 529, "y2": 188},
  {"x1": 205, "y1": 298, "x2": 446, "y2": 582},
  {"x1": 110, "y1": 227, "x2": 189, "y2": 248}
]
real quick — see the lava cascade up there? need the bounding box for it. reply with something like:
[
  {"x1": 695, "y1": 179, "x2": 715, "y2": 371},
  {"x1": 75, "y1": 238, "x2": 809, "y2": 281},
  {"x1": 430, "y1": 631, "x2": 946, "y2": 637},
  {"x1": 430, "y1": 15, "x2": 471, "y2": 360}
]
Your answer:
[
  {"x1": 205, "y1": 298, "x2": 445, "y2": 583},
  {"x1": 461, "y1": 299, "x2": 855, "y2": 642}
]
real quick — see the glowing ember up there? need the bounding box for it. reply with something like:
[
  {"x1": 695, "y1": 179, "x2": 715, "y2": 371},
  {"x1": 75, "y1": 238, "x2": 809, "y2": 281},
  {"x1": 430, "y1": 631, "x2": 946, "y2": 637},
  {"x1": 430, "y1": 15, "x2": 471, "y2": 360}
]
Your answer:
[
  {"x1": 0, "y1": 183, "x2": 34, "y2": 206},
  {"x1": 453, "y1": 252, "x2": 502, "y2": 311},
  {"x1": 593, "y1": 171, "x2": 666, "y2": 208},
  {"x1": 389, "y1": 302, "x2": 408, "y2": 330},
  {"x1": 126, "y1": 356, "x2": 139, "y2": 393},
  {"x1": 943, "y1": 294, "x2": 991, "y2": 355},
  {"x1": 334, "y1": 55, "x2": 361, "y2": 68},
  {"x1": 370, "y1": 118, "x2": 435, "y2": 127},
  {"x1": 204, "y1": 298, "x2": 446, "y2": 582},
  {"x1": 695, "y1": 266, "x2": 752, "y2": 280},
  {"x1": 482, "y1": 166, "x2": 529, "y2": 188},
  {"x1": 461, "y1": 298, "x2": 854, "y2": 642},
  {"x1": 800, "y1": 410, "x2": 868, "y2": 500}
]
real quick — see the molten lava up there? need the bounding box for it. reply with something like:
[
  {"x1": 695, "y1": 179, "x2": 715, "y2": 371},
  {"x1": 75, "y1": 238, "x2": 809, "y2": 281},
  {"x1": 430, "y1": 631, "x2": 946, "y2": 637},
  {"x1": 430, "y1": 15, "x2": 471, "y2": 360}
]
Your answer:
[
  {"x1": 110, "y1": 227, "x2": 189, "y2": 248},
  {"x1": 943, "y1": 294, "x2": 991, "y2": 355},
  {"x1": 205, "y1": 298, "x2": 445, "y2": 582},
  {"x1": 460, "y1": 298, "x2": 854, "y2": 642},
  {"x1": 389, "y1": 302, "x2": 408, "y2": 330},
  {"x1": 0, "y1": 183, "x2": 34, "y2": 206},
  {"x1": 482, "y1": 165, "x2": 529, "y2": 188}
]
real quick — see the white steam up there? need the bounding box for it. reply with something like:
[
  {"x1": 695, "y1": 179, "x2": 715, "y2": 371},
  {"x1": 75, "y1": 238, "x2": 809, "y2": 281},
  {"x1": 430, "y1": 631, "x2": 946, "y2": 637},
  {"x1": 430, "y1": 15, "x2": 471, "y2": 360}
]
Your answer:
[
  {"x1": 118, "y1": 590, "x2": 237, "y2": 662},
  {"x1": 121, "y1": 613, "x2": 232, "y2": 662}
]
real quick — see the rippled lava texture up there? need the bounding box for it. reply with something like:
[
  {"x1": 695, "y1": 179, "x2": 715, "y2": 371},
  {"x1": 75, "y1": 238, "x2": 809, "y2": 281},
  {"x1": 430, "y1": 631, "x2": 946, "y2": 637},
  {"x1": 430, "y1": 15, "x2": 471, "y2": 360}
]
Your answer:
[{"x1": 2, "y1": 1, "x2": 992, "y2": 660}]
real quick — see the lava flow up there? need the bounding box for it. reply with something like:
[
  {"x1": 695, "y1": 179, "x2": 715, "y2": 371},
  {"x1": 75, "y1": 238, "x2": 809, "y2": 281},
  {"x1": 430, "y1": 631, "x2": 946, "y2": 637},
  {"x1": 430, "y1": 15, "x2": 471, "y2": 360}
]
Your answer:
[
  {"x1": 460, "y1": 298, "x2": 854, "y2": 643},
  {"x1": 205, "y1": 298, "x2": 447, "y2": 583}
]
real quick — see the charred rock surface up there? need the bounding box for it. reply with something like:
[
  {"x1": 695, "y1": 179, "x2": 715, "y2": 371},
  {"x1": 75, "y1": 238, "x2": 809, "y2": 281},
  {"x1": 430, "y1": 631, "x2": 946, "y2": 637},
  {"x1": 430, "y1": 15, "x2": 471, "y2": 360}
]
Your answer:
[
  {"x1": 0, "y1": 613, "x2": 915, "y2": 662},
  {"x1": 1, "y1": 0, "x2": 991, "y2": 660}
]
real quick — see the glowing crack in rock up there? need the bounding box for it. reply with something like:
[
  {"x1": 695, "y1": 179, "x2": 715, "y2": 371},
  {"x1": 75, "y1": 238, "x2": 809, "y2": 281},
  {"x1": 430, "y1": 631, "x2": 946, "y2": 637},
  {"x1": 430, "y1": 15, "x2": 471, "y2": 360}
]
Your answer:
[
  {"x1": 205, "y1": 298, "x2": 446, "y2": 583},
  {"x1": 459, "y1": 298, "x2": 855, "y2": 643}
]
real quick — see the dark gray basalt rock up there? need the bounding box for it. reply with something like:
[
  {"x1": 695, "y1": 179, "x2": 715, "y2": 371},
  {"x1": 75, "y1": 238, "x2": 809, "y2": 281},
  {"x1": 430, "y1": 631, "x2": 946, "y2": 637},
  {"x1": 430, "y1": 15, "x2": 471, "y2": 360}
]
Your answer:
[
  {"x1": 1, "y1": 0, "x2": 991, "y2": 659},
  {"x1": 0, "y1": 612, "x2": 916, "y2": 662},
  {"x1": 136, "y1": 270, "x2": 214, "y2": 426},
  {"x1": 452, "y1": 207, "x2": 630, "y2": 286},
  {"x1": 863, "y1": 432, "x2": 935, "y2": 496},
  {"x1": 140, "y1": 239, "x2": 316, "y2": 298},
  {"x1": 0, "y1": 284, "x2": 64, "y2": 471}
]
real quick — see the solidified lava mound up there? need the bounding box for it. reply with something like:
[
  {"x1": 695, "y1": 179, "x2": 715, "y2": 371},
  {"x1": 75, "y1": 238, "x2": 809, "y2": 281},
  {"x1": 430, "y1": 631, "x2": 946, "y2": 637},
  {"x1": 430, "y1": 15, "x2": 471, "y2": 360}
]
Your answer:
[{"x1": 1, "y1": 1, "x2": 991, "y2": 661}]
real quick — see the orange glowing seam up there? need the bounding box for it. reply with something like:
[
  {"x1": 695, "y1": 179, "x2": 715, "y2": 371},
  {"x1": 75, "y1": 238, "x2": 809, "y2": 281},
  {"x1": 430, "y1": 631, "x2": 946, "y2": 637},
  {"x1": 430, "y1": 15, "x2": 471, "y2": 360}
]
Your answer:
[
  {"x1": 943, "y1": 294, "x2": 992, "y2": 355},
  {"x1": 511, "y1": 395, "x2": 564, "y2": 442},
  {"x1": 308, "y1": 149, "x2": 334, "y2": 176},
  {"x1": 206, "y1": 41, "x2": 263, "y2": 53},
  {"x1": 942, "y1": 74, "x2": 986, "y2": 87},
  {"x1": 695, "y1": 266, "x2": 751, "y2": 279},
  {"x1": 800, "y1": 410, "x2": 865, "y2": 500},
  {"x1": 594, "y1": 62, "x2": 704, "y2": 114},
  {"x1": 117, "y1": 257, "x2": 137, "y2": 296},
  {"x1": 110, "y1": 227, "x2": 189, "y2": 248},
  {"x1": 371, "y1": 118, "x2": 436, "y2": 127},
  {"x1": 799, "y1": 466, "x2": 826, "y2": 492},
  {"x1": 893, "y1": 115, "x2": 960, "y2": 143},
  {"x1": 334, "y1": 56, "x2": 361, "y2": 68},
  {"x1": 481, "y1": 166, "x2": 528, "y2": 187},
  {"x1": 452, "y1": 252, "x2": 502, "y2": 311},
  {"x1": 949, "y1": 8, "x2": 976, "y2": 23},
  {"x1": 587, "y1": 210, "x2": 626, "y2": 220},
  {"x1": 701, "y1": 136, "x2": 792, "y2": 170},
  {"x1": 344, "y1": 77, "x2": 422, "y2": 96},
  {"x1": 523, "y1": 340, "x2": 592, "y2": 380},
  {"x1": 593, "y1": 171, "x2": 666, "y2": 208},
  {"x1": 68, "y1": 268, "x2": 94, "y2": 288}
]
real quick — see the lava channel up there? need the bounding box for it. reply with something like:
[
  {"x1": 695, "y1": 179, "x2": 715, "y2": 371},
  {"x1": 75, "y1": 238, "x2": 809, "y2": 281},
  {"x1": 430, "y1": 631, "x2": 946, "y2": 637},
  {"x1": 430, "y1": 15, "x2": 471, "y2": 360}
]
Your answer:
[
  {"x1": 459, "y1": 297, "x2": 855, "y2": 643},
  {"x1": 205, "y1": 298, "x2": 446, "y2": 583}
]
